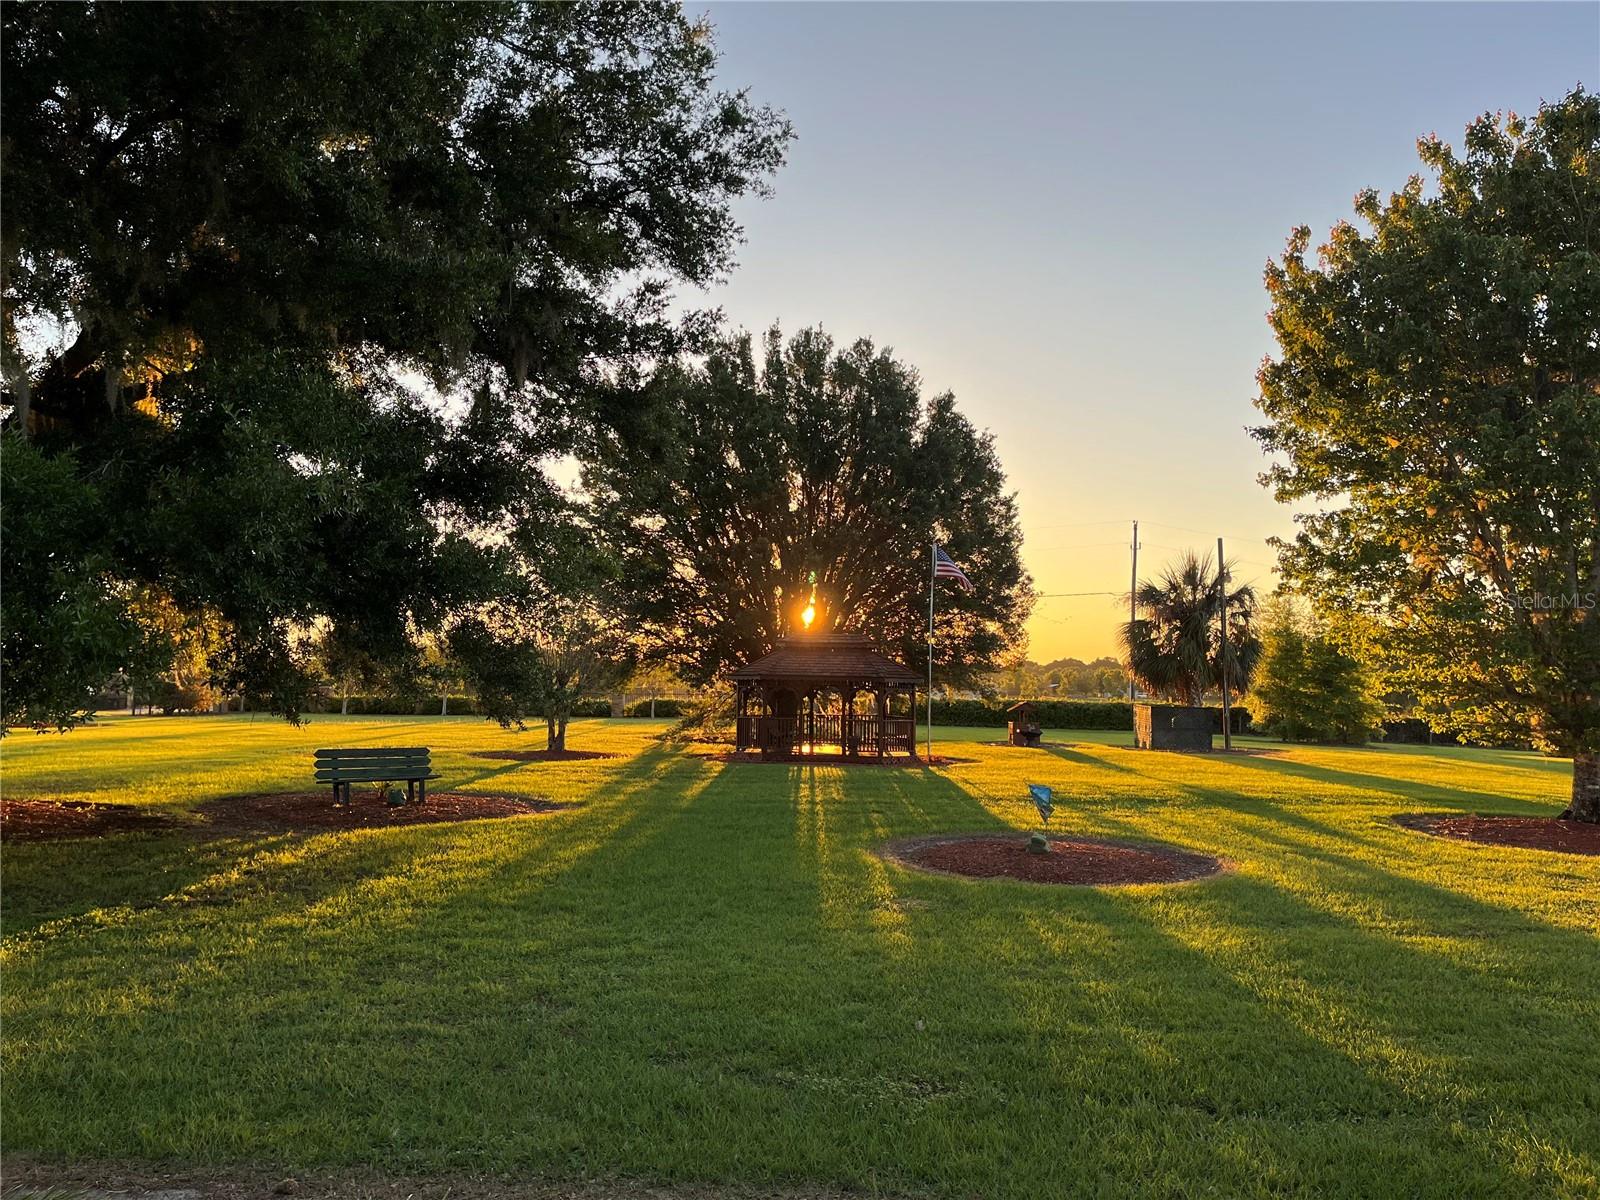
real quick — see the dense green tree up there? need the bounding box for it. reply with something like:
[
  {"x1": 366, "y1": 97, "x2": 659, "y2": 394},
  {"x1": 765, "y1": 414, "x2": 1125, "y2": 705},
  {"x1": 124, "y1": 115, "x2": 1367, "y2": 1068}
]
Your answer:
[
  {"x1": 1120, "y1": 551, "x2": 1260, "y2": 706},
  {"x1": 1249, "y1": 597, "x2": 1385, "y2": 744},
  {"x1": 1, "y1": 1, "x2": 789, "y2": 727},
  {"x1": 453, "y1": 595, "x2": 636, "y2": 752},
  {"x1": 0, "y1": 437, "x2": 152, "y2": 728},
  {"x1": 1253, "y1": 88, "x2": 1600, "y2": 819},
  {"x1": 124, "y1": 587, "x2": 228, "y2": 715},
  {"x1": 582, "y1": 327, "x2": 1033, "y2": 687},
  {"x1": 305, "y1": 625, "x2": 386, "y2": 718}
]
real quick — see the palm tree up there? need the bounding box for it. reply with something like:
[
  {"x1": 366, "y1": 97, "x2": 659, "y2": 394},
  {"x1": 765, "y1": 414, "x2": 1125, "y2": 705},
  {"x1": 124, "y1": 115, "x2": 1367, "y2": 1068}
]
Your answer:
[{"x1": 1119, "y1": 551, "x2": 1260, "y2": 706}]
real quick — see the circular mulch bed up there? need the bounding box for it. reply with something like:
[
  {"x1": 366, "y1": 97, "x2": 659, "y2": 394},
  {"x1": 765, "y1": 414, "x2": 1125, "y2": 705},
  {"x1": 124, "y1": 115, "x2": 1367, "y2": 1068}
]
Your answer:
[
  {"x1": 978, "y1": 740, "x2": 1077, "y2": 749},
  {"x1": 0, "y1": 799, "x2": 183, "y2": 843},
  {"x1": 200, "y1": 791, "x2": 573, "y2": 833},
  {"x1": 1394, "y1": 812, "x2": 1600, "y2": 856},
  {"x1": 470, "y1": 749, "x2": 616, "y2": 763},
  {"x1": 882, "y1": 833, "x2": 1224, "y2": 886}
]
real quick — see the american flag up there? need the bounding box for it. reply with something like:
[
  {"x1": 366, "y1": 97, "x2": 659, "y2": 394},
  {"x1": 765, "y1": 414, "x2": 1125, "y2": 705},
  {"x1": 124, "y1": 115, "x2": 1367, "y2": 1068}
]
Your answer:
[{"x1": 934, "y1": 545, "x2": 975, "y2": 593}]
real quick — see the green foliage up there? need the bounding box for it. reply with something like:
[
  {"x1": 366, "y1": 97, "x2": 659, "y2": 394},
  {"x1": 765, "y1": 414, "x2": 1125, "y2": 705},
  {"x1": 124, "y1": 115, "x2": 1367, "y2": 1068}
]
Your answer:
[
  {"x1": 1, "y1": 2, "x2": 790, "y2": 719},
  {"x1": 1253, "y1": 89, "x2": 1599, "y2": 803},
  {"x1": 453, "y1": 595, "x2": 637, "y2": 750},
  {"x1": 1119, "y1": 551, "x2": 1260, "y2": 706},
  {"x1": 583, "y1": 327, "x2": 1033, "y2": 687},
  {"x1": 1250, "y1": 597, "x2": 1385, "y2": 744},
  {"x1": 982, "y1": 656, "x2": 1127, "y2": 699},
  {"x1": 0, "y1": 435, "x2": 146, "y2": 729},
  {"x1": 624, "y1": 698, "x2": 686, "y2": 718},
  {"x1": 930, "y1": 696, "x2": 1251, "y2": 734}
]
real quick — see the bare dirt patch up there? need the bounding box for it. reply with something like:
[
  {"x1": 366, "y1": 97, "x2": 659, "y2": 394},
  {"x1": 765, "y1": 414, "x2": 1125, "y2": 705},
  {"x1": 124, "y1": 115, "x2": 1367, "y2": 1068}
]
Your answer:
[
  {"x1": 470, "y1": 749, "x2": 617, "y2": 763},
  {"x1": 0, "y1": 798, "x2": 183, "y2": 843},
  {"x1": 0, "y1": 1156, "x2": 855, "y2": 1200},
  {"x1": 199, "y1": 791, "x2": 573, "y2": 834},
  {"x1": 882, "y1": 833, "x2": 1224, "y2": 886},
  {"x1": 1394, "y1": 812, "x2": 1600, "y2": 856}
]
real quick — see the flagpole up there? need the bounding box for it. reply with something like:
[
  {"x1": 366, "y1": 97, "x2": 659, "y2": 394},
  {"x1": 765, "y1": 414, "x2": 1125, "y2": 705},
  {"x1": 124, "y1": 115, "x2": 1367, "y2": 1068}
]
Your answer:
[{"x1": 927, "y1": 542, "x2": 935, "y2": 761}]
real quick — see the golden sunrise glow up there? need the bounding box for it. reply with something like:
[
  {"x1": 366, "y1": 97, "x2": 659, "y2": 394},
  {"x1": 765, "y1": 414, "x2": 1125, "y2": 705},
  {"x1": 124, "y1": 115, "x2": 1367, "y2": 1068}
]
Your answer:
[{"x1": 801, "y1": 603, "x2": 816, "y2": 629}]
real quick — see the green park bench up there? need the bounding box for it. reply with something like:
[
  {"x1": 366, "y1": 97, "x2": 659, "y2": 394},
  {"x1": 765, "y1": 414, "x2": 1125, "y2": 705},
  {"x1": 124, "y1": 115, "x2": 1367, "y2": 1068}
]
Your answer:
[{"x1": 314, "y1": 747, "x2": 438, "y2": 806}]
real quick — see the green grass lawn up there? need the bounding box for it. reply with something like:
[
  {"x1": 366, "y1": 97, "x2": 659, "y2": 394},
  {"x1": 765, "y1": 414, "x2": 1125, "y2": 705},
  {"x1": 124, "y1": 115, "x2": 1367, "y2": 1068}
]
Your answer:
[{"x1": 3, "y1": 715, "x2": 1597, "y2": 1198}]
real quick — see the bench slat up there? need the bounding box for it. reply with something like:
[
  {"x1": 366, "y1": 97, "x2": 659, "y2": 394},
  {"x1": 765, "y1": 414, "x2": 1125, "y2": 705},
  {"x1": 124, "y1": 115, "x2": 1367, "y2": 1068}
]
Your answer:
[
  {"x1": 310, "y1": 761, "x2": 428, "y2": 771},
  {"x1": 315, "y1": 747, "x2": 429, "y2": 759},
  {"x1": 313, "y1": 764, "x2": 435, "y2": 774},
  {"x1": 315, "y1": 768, "x2": 440, "y2": 783}
]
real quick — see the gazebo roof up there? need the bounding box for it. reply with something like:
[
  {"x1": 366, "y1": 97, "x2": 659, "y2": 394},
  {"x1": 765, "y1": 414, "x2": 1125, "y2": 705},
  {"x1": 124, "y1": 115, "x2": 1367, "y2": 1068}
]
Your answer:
[{"x1": 730, "y1": 633, "x2": 920, "y2": 685}]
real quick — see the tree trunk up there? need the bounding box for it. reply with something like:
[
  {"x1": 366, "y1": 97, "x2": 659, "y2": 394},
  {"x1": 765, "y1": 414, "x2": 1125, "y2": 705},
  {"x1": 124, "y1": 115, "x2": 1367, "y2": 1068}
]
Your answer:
[
  {"x1": 440, "y1": 695, "x2": 449, "y2": 716},
  {"x1": 547, "y1": 716, "x2": 566, "y2": 753},
  {"x1": 340, "y1": 695, "x2": 349, "y2": 716},
  {"x1": 1561, "y1": 751, "x2": 1600, "y2": 822}
]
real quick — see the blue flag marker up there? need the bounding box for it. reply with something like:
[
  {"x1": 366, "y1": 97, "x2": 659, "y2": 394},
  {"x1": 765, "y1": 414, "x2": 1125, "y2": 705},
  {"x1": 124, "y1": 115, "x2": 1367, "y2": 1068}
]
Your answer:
[{"x1": 1029, "y1": 784, "x2": 1053, "y2": 826}]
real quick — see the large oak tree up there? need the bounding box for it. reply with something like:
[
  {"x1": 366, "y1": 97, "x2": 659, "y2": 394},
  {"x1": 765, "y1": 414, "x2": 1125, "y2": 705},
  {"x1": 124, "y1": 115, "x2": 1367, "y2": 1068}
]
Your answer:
[
  {"x1": 1, "y1": 1, "x2": 789, "y2": 726},
  {"x1": 582, "y1": 327, "x2": 1033, "y2": 688},
  {"x1": 1254, "y1": 88, "x2": 1600, "y2": 819}
]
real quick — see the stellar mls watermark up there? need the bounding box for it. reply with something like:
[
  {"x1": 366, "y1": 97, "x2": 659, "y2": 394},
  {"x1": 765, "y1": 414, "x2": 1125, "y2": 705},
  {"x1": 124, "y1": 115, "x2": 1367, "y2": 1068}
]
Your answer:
[{"x1": 1508, "y1": 591, "x2": 1598, "y2": 611}]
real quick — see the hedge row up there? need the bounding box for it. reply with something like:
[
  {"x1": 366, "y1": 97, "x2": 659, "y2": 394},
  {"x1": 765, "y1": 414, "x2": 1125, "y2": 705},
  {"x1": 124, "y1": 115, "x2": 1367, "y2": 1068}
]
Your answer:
[
  {"x1": 932, "y1": 698, "x2": 1254, "y2": 735},
  {"x1": 98, "y1": 695, "x2": 695, "y2": 718},
  {"x1": 624, "y1": 698, "x2": 686, "y2": 718},
  {"x1": 306, "y1": 696, "x2": 484, "y2": 716}
]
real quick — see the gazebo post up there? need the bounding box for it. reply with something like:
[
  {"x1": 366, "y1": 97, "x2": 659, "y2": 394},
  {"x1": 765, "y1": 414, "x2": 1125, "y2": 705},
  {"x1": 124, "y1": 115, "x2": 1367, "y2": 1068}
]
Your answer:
[
  {"x1": 876, "y1": 688, "x2": 885, "y2": 761},
  {"x1": 909, "y1": 684, "x2": 918, "y2": 758}
]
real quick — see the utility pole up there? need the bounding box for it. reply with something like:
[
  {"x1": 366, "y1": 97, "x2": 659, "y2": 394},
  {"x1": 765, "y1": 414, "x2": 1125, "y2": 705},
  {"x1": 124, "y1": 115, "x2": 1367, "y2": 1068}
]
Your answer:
[
  {"x1": 927, "y1": 542, "x2": 936, "y2": 761},
  {"x1": 1217, "y1": 536, "x2": 1232, "y2": 751},
  {"x1": 1128, "y1": 520, "x2": 1139, "y2": 702}
]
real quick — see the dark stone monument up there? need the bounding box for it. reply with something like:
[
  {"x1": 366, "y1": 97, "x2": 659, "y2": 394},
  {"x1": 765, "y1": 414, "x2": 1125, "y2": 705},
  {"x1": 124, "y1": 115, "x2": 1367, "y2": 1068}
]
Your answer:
[{"x1": 1133, "y1": 703, "x2": 1214, "y2": 752}]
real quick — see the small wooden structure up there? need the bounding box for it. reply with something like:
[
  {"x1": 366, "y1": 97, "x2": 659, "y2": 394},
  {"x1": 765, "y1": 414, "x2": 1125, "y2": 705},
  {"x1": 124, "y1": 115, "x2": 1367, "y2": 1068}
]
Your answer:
[
  {"x1": 1133, "y1": 703, "x2": 1214, "y2": 752},
  {"x1": 1006, "y1": 701, "x2": 1043, "y2": 747},
  {"x1": 731, "y1": 633, "x2": 921, "y2": 760}
]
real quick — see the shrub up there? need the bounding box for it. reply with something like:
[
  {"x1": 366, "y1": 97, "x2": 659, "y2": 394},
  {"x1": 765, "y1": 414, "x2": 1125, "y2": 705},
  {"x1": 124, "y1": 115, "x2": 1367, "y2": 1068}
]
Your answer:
[
  {"x1": 928, "y1": 698, "x2": 1250, "y2": 734},
  {"x1": 625, "y1": 698, "x2": 684, "y2": 718},
  {"x1": 1250, "y1": 598, "x2": 1384, "y2": 744}
]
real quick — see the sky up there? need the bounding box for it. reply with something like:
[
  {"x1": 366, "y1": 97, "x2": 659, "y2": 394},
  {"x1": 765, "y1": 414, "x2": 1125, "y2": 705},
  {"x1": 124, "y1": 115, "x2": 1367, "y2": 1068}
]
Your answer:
[{"x1": 683, "y1": 1, "x2": 1599, "y2": 662}]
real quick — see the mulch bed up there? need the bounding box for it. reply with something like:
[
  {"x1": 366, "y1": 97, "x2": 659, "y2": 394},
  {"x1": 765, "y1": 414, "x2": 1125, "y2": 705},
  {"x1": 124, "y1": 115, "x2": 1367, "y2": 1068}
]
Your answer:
[
  {"x1": 882, "y1": 833, "x2": 1224, "y2": 886},
  {"x1": 0, "y1": 799, "x2": 183, "y2": 843},
  {"x1": 470, "y1": 749, "x2": 616, "y2": 763},
  {"x1": 199, "y1": 790, "x2": 573, "y2": 833},
  {"x1": 1394, "y1": 812, "x2": 1600, "y2": 856},
  {"x1": 696, "y1": 750, "x2": 976, "y2": 767}
]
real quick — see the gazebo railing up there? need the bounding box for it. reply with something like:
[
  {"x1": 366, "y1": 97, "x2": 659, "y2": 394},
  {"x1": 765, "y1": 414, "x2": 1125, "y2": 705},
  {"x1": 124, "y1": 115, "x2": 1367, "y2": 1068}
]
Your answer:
[{"x1": 736, "y1": 714, "x2": 918, "y2": 757}]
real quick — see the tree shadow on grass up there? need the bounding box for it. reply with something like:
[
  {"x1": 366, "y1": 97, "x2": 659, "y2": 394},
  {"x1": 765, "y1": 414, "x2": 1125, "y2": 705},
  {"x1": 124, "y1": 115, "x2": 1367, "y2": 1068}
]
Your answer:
[
  {"x1": 779, "y1": 767, "x2": 1583, "y2": 1196},
  {"x1": 0, "y1": 828, "x2": 300, "y2": 942},
  {"x1": 1214, "y1": 750, "x2": 1565, "y2": 814},
  {"x1": 8, "y1": 747, "x2": 1592, "y2": 1197},
  {"x1": 1039, "y1": 742, "x2": 1142, "y2": 774}
]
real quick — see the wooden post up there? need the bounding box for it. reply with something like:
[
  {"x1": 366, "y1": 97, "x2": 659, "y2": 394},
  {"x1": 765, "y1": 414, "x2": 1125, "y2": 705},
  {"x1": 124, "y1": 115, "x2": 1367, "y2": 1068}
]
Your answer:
[
  {"x1": 877, "y1": 689, "x2": 885, "y2": 761},
  {"x1": 927, "y1": 543, "x2": 935, "y2": 761},
  {"x1": 1217, "y1": 536, "x2": 1232, "y2": 751},
  {"x1": 1128, "y1": 520, "x2": 1138, "y2": 701}
]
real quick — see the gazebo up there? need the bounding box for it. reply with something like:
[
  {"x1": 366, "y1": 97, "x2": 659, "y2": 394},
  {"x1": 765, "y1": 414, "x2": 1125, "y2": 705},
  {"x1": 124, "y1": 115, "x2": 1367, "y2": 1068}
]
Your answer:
[{"x1": 731, "y1": 633, "x2": 921, "y2": 760}]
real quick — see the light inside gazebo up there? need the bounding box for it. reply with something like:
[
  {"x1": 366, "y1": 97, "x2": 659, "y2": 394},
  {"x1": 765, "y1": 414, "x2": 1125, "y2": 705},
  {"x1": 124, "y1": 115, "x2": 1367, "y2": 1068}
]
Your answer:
[{"x1": 801, "y1": 602, "x2": 816, "y2": 629}]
